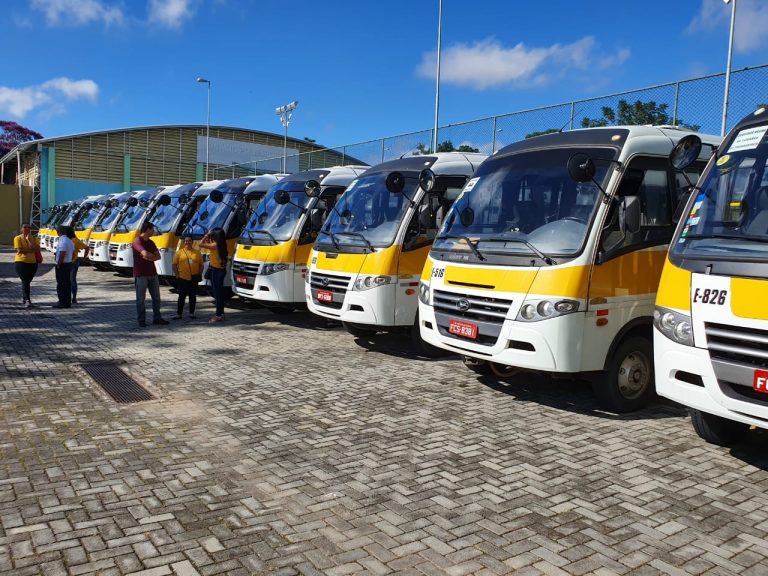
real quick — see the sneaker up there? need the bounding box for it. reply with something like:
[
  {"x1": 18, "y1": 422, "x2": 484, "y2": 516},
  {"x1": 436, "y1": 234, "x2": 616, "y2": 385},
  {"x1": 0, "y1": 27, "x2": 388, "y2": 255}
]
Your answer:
[
  {"x1": 24, "y1": 301, "x2": 31, "y2": 309},
  {"x1": 72, "y1": 298, "x2": 78, "y2": 304},
  {"x1": 27, "y1": 302, "x2": 34, "y2": 308},
  {"x1": 153, "y1": 318, "x2": 170, "y2": 325},
  {"x1": 172, "y1": 315, "x2": 182, "y2": 320},
  {"x1": 208, "y1": 315, "x2": 223, "y2": 323}
]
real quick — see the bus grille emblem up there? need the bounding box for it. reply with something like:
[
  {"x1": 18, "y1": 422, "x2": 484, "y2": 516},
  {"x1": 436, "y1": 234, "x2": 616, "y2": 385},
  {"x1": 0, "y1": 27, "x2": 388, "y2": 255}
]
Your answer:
[{"x1": 457, "y1": 298, "x2": 471, "y2": 312}]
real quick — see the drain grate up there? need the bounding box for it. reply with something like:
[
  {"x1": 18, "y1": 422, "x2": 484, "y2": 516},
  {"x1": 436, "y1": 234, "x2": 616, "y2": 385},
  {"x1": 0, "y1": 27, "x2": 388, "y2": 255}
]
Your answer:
[{"x1": 81, "y1": 362, "x2": 154, "y2": 403}]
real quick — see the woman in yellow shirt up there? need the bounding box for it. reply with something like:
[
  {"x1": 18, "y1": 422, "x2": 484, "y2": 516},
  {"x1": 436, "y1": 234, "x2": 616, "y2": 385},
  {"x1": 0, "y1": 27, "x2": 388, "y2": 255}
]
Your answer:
[
  {"x1": 198, "y1": 227, "x2": 228, "y2": 323},
  {"x1": 13, "y1": 223, "x2": 40, "y2": 308},
  {"x1": 172, "y1": 236, "x2": 203, "y2": 319}
]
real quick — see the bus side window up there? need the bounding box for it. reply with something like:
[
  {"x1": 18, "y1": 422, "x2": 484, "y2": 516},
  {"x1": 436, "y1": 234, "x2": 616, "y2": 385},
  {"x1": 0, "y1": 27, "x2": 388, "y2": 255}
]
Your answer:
[{"x1": 599, "y1": 157, "x2": 675, "y2": 260}]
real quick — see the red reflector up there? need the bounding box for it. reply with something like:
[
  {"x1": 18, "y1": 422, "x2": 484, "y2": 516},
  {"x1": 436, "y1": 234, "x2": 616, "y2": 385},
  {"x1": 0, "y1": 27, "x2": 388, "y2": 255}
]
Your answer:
[
  {"x1": 408, "y1": 281, "x2": 419, "y2": 286},
  {"x1": 405, "y1": 289, "x2": 415, "y2": 295},
  {"x1": 596, "y1": 318, "x2": 608, "y2": 327},
  {"x1": 596, "y1": 309, "x2": 609, "y2": 316}
]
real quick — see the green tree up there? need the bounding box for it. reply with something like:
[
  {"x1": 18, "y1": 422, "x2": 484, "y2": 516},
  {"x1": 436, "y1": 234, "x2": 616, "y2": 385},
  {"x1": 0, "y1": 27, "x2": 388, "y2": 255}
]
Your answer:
[
  {"x1": 525, "y1": 128, "x2": 560, "y2": 139},
  {"x1": 581, "y1": 99, "x2": 699, "y2": 131},
  {"x1": 414, "y1": 140, "x2": 479, "y2": 154}
]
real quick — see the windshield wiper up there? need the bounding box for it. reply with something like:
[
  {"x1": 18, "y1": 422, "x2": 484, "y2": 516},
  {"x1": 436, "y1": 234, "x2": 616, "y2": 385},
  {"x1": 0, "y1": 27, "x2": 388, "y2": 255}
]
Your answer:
[
  {"x1": 335, "y1": 231, "x2": 373, "y2": 251},
  {"x1": 483, "y1": 237, "x2": 556, "y2": 265},
  {"x1": 436, "y1": 234, "x2": 485, "y2": 261},
  {"x1": 247, "y1": 229, "x2": 277, "y2": 245},
  {"x1": 683, "y1": 233, "x2": 768, "y2": 244}
]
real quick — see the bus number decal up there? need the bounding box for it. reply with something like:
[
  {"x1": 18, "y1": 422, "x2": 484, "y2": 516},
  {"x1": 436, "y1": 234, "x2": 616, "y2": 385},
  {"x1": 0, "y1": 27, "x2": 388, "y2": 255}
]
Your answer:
[
  {"x1": 693, "y1": 288, "x2": 727, "y2": 305},
  {"x1": 432, "y1": 267, "x2": 445, "y2": 279}
]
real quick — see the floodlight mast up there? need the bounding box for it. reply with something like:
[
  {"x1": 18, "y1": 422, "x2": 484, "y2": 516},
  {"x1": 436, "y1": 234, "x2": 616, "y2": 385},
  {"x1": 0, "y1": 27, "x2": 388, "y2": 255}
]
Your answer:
[
  {"x1": 196, "y1": 77, "x2": 211, "y2": 179},
  {"x1": 276, "y1": 101, "x2": 299, "y2": 173}
]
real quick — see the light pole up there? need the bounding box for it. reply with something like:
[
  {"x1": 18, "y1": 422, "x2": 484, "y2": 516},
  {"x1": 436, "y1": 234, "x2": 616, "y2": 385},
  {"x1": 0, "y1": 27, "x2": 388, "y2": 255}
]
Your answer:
[
  {"x1": 196, "y1": 77, "x2": 211, "y2": 179},
  {"x1": 432, "y1": 0, "x2": 443, "y2": 153},
  {"x1": 721, "y1": 0, "x2": 736, "y2": 137},
  {"x1": 275, "y1": 101, "x2": 298, "y2": 173}
]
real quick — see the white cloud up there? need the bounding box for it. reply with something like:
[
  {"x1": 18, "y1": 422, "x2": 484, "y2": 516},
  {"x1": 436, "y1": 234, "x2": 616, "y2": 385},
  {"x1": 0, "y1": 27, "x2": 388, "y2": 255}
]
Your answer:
[
  {"x1": 416, "y1": 37, "x2": 630, "y2": 90},
  {"x1": 31, "y1": 0, "x2": 124, "y2": 27},
  {"x1": 0, "y1": 78, "x2": 99, "y2": 119},
  {"x1": 687, "y1": 0, "x2": 768, "y2": 53},
  {"x1": 148, "y1": 0, "x2": 197, "y2": 28}
]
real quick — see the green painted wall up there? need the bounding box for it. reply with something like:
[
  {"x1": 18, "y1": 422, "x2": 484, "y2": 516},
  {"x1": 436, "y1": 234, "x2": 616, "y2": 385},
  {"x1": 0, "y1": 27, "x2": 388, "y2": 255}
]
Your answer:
[{"x1": 195, "y1": 163, "x2": 204, "y2": 181}]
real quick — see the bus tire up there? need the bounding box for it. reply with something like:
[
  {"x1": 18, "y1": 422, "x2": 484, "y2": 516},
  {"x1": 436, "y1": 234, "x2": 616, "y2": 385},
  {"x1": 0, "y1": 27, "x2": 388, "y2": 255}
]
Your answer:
[
  {"x1": 690, "y1": 409, "x2": 749, "y2": 446},
  {"x1": 268, "y1": 306, "x2": 294, "y2": 315},
  {"x1": 596, "y1": 335, "x2": 655, "y2": 413},
  {"x1": 462, "y1": 356, "x2": 492, "y2": 375},
  {"x1": 343, "y1": 322, "x2": 377, "y2": 338},
  {"x1": 409, "y1": 319, "x2": 449, "y2": 358},
  {"x1": 489, "y1": 362, "x2": 519, "y2": 379}
]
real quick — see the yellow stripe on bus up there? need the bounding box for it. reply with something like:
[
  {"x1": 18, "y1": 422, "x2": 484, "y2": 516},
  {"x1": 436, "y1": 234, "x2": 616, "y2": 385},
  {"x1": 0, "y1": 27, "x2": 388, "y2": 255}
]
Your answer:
[{"x1": 731, "y1": 277, "x2": 768, "y2": 320}]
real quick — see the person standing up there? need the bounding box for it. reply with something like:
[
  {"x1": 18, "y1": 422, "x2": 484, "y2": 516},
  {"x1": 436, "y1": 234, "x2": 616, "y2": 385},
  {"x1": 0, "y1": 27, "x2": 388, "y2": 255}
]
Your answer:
[
  {"x1": 199, "y1": 227, "x2": 228, "y2": 323},
  {"x1": 172, "y1": 236, "x2": 202, "y2": 319},
  {"x1": 132, "y1": 221, "x2": 168, "y2": 327},
  {"x1": 66, "y1": 226, "x2": 89, "y2": 304},
  {"x1": 54, "y1": 225, "x2": 75, "y2": 309},
  {"x1": 13, "y1": 223, "x2": 40, "y2": 308}
]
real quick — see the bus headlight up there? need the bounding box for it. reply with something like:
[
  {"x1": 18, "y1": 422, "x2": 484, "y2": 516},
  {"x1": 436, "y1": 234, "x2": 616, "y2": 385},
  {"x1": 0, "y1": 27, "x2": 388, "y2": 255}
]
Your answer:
[
  {"x1": 517, "y1": 299, "x2": 580, "y2": 322},
  {"x1": 653, "y1": 306, "x2": 694, "y2": 346},
  {"x1": 119, "y1": 243, "x2": 130, "y2": 251},
  {"x1": 353, "y1": 275, "x2": 391, "y2": 291},
  {"x1": 418, "y1": 281, "x2": 430, "y2": 304},
  {"x1": 261, "y1": 263, "x2": 289, "y2": 275}
]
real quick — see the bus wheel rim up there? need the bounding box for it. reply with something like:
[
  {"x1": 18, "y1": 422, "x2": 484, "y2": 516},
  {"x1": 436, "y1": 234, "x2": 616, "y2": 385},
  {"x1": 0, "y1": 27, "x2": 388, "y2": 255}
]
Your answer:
[{"x1": 617, "y1": 351, "x2": 650, "y2": 399}]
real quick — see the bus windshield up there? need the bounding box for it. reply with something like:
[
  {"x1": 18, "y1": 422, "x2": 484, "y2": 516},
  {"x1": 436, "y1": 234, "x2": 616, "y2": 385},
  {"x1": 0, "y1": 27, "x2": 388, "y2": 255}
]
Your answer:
[
  {"x1": 114, "y1": 204, "x2": 147, "y2": 232},
  {"x1": 317, "y1": 173, "x2": 416, "y2": 249},
  {"x1": 184, "y1": 195, "x2": 233, "y2": 236},
  {"x1": 95, "y1": 203, "x2": 124, "y2": 231},
  {"x1": 76, "y1": 204, "x2": 104, "y2": 231},
  {"x1": 672, "y1": 122, "x2": 768, "y2": 261},
  {"x1": 241, "y1": 181, "x2": 313, "y2": 244},
  {"x1": 433, "y1": 147, "x2": 613, "y2": 259}
]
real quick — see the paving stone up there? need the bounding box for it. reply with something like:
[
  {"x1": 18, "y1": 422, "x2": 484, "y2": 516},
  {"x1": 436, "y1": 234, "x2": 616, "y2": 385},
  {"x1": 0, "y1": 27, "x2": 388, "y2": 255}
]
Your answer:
[{"x1": 3, "y1": 253, "x2": 768, "y2": 576}]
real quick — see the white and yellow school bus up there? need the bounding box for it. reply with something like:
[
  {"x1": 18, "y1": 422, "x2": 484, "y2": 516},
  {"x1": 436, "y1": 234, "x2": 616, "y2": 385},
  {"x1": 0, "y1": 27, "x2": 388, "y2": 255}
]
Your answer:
[
  {"x1": 418, "y1": 126, "x2": 720, "y2": 412},
  {"x1": 183, "y1": 176, "x2": 282, "y2": 293},
  {"x1": 88, "y1": 192, "x2": 134, "y2": 270},
  {"x1": 306, "y1": 153, "x2": 485, "y2": 345},
  {"x1": 152, "y1": 181, "x2": 216, "y2": 280},
  {"x1": 233, "y1": 166, "x2": 366, "y2": 311},
  {"x1": 40, "y1": 201, "x2": 77, "y2": 251},
  {"x1": 72, "y1": 195, "x2": 110, "y2": 258},
  {"x1": 108, "y1": 188, "x2": 164, "y2": 275},
  {"x1": 655, "y1": 107, "x2": 768, "y2": 444}
]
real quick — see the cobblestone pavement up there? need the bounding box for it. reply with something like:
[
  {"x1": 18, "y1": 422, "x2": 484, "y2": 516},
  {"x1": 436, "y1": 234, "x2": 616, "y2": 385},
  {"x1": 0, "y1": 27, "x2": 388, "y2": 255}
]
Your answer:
[{"x1": 2, "y1": 252, "x2": 768, "y2": 576}]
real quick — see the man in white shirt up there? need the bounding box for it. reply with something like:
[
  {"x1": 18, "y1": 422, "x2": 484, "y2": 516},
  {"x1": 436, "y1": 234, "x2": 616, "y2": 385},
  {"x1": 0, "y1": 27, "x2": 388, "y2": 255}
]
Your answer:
[{"x1": 54, "y1": 225, "x2": 75, "y2": 308}]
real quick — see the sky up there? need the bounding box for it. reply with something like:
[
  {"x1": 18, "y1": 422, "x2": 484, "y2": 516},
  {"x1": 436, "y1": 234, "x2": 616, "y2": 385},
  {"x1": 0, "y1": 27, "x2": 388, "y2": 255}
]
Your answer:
[{"x1": 3, "y1": 0, "x2": 768, "y2": 151}]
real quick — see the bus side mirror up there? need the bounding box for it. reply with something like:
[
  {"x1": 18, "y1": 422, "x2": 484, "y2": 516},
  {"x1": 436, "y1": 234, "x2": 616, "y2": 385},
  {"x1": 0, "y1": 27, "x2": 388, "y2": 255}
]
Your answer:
[
  {"x1": 670, "y1": 135, "x2": 702, "y2": 171},
  {"x1": 275, "y1": 190, "x2": 290, "y2": 205},
  {"x1": 305, "y1": 180, "x2": 322, "y2": 197},
  {"x1": 419, "y1": 169, "x2": 435, "y2": 192},
  {"x1": 386, "y1": 172, "x2": 405, "y2": 193},
  {"x1": 178, "y1": 194, "x2": 189, "y2": 205},
  {"x1": 567, "y1": 154, "x2": 596, "y2": 182},
  {"x1": 127, "y1": 197, "x2": 139, "y2": 207},
  {"x1": 158, "y1": 195, "x2": 171, "y2": 206},
  {"x1": 210, "y1": 190, "x2": 224, "y2": 203},
  {"x1": 620, "y1": 196, "x2": 641, "y2": 235}
]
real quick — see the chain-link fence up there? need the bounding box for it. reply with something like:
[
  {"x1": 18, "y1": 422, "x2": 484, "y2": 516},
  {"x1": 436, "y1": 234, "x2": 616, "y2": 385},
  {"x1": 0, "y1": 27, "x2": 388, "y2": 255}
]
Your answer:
[{"x1": 213, "y1": 64, "x2": 768, "y2": 179}]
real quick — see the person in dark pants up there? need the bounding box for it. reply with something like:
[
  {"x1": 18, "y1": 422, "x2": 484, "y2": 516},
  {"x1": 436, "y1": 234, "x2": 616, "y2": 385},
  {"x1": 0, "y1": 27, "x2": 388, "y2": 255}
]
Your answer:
[
  {"x1": 132, "y1": 222, "x2": 168, "y2": 327},
  {"x1": 13, "y1": 223, "x2": 40, "y2": 308},
  {"x1": 172, "y1": 236, "x2": 202, "y2": 319},
  {"x1": 66, "y1": 226, "x2": 89, "y2": 304},
  {"x1": 54, "y1": 225, "x2": 75, "y2": 308},
  {"x1": 199, "y1": 227, "x2": 228, "y2": 323}
]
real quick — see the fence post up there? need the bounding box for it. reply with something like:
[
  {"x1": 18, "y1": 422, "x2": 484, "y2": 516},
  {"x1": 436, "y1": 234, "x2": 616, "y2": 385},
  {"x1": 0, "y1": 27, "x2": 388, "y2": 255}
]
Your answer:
[
  {"x1": 673, "y1": 81, "x2": 680, "y2": 126},
  {"x1": 381, "y1": 139, "x2": 386, "y2": 163},
  {"x1": 570, "y1": 102, "x2": 575, "y2": 130},
  {"x1": 491, "y1": 117, "x2": 498, "y2": 153}
]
